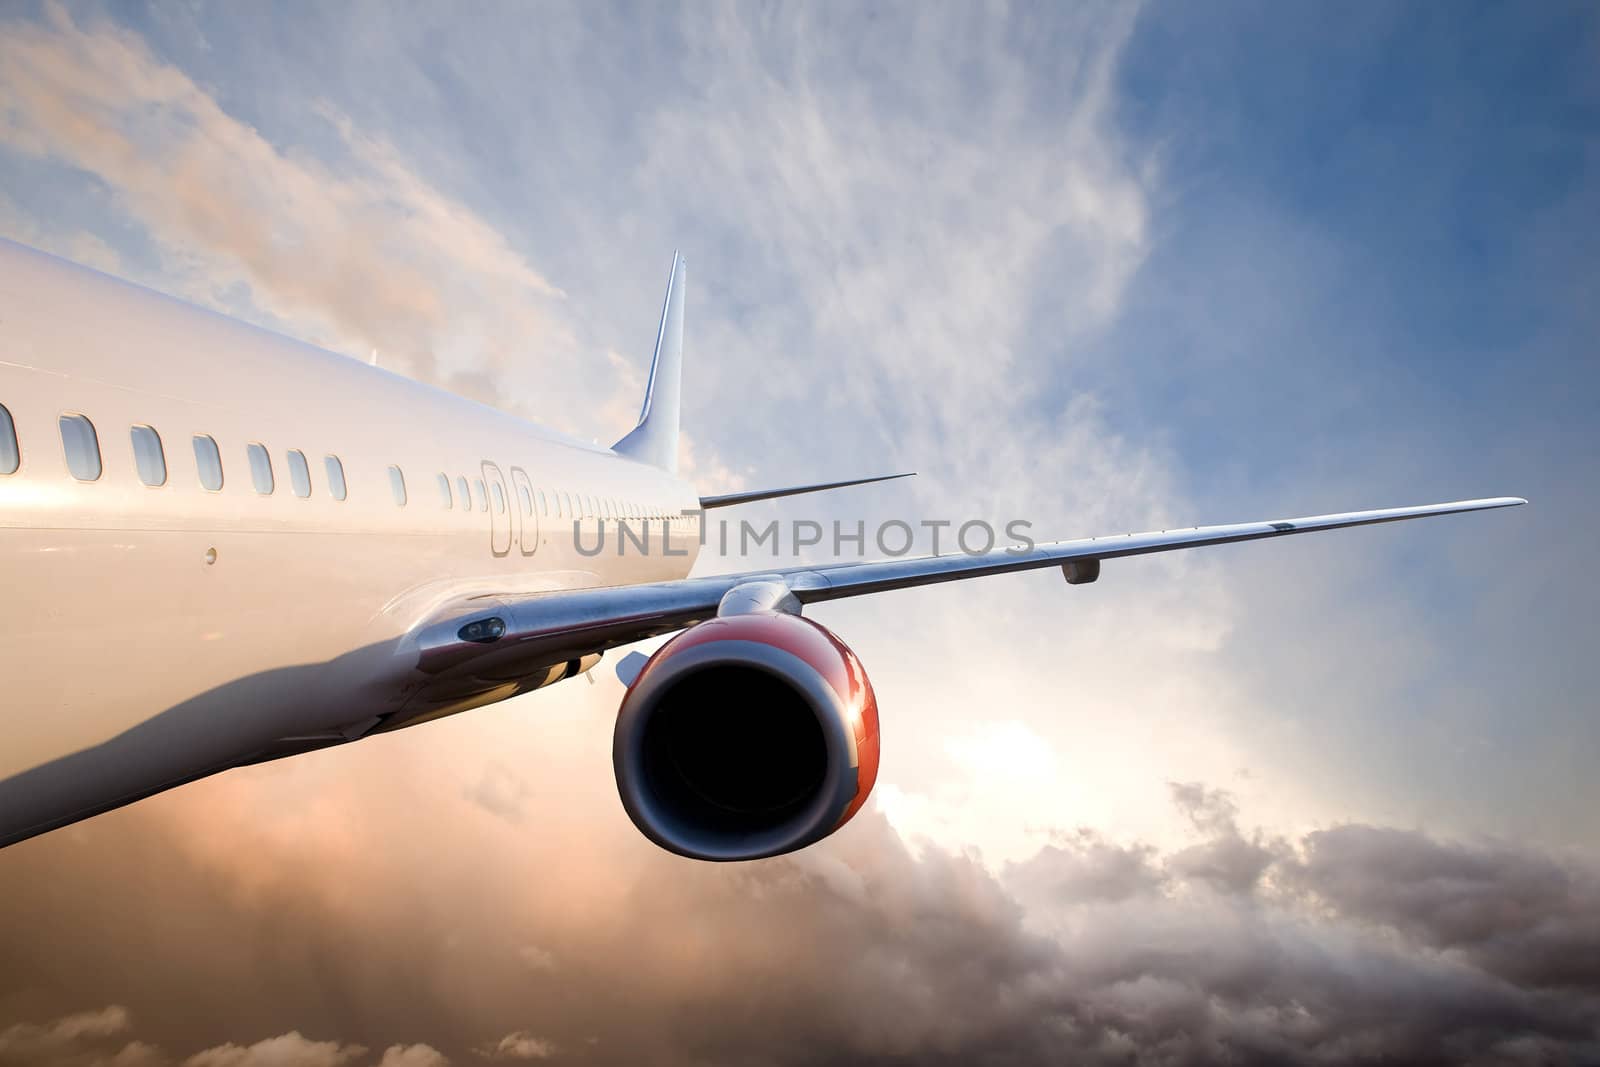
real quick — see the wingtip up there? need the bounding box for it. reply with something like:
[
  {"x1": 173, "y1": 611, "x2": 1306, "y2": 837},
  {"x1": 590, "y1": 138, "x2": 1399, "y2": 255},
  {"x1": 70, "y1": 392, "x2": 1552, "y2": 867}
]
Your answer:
[{"x1": 1453, "y1": 496, "x2": 1527, "y2": 509}]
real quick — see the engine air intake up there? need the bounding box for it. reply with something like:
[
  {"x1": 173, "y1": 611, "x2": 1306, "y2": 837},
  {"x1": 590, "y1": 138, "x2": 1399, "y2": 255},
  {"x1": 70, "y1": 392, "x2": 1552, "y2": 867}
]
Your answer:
[{"x1": 613, "y1": 613, "x2": 879, "y2": 861}]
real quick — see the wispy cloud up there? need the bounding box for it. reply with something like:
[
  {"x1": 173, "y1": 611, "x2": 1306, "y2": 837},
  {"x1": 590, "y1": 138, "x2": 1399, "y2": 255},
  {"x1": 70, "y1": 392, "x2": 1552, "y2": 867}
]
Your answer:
[{"x1": 0, "y1": 3, "x2": 596, "y2": 426}]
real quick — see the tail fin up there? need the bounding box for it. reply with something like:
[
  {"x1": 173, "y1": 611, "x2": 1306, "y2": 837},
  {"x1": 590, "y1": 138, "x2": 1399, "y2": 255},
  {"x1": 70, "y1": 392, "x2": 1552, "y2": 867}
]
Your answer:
[{"x1": 613, "y1": 253, "x2": 685, "y2": 472}]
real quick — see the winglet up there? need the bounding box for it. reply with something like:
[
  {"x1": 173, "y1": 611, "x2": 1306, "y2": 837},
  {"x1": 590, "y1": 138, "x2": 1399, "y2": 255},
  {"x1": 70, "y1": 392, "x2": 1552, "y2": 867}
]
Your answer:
[{"x1": 613, "y1": 254, "x2": 685, "y2": 473}]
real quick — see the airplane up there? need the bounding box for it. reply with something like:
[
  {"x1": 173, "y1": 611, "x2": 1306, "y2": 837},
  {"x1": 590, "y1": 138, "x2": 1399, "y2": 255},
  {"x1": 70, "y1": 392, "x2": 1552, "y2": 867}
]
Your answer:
[{"x1": 0, "y1": 237, "x2": 1525, "y2": 860}]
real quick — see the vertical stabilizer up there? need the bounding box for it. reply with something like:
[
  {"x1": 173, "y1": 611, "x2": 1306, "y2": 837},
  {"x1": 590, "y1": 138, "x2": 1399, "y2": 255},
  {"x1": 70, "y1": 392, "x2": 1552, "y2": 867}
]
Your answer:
[{"x1": 613, "y1": 254, "x2": 685, "y2": 472}]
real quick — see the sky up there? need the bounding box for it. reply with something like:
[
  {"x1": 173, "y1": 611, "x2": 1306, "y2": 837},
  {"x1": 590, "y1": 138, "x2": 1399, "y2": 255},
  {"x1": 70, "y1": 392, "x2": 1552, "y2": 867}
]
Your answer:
[{"x1": 0, "y1": 1, "x2": 1597, "y2": 1064}]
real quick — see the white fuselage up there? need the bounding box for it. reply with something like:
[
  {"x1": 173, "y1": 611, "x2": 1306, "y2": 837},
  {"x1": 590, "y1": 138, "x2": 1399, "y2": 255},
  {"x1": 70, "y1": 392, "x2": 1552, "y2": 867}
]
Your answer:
[{"x1": 0, "y1": 240, "x2": 700, "y2": 844}]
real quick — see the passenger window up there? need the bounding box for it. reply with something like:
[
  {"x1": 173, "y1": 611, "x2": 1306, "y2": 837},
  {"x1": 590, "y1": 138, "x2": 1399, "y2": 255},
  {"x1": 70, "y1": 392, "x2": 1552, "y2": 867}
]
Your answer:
[
  {"x1": 518, "y1": 485, "x2": 532, "y2": 515},
  {"x1": 0, "y1": 404, "x2": 18, "y2": 475},
  {"x1": 456, "y1": 476, "x2": 471, "y2": 514},
  {"x1": 59, "y1": 414, "x2": 102, "y2": 481},
  {"x1": 247, "y1": 443, "x2": 274, "y2": 494},
  {"x1": 287, "y1": 449, "x2": 312, "y2": 498},
  {"x1": 192, "y1": 435, "x2": 223, "y2": 490},
  {"x1": 538, "y1": 490, "x2": 548, "y2": 516},
  {"x1": 388, "y1": 465, "x2": 407, "y2": 506},
  {"x1": 437, "y1": 472, "x2": 452, "y2": 508},
  {"x1": 475, "y1": 478, "x2": 488, "y2": 512},
  {"x1": 130, "y1": 425, "x2": 165, "y2": 486},
  {"x1": 324, "y1": 455, "x2": 347, "y2": 501},
  {"x1": 491, "y1": 482, "x2": 506, "y2": 514},
  {"x1": 560, "y1": 491, "x2": 570, "y2": 517}
]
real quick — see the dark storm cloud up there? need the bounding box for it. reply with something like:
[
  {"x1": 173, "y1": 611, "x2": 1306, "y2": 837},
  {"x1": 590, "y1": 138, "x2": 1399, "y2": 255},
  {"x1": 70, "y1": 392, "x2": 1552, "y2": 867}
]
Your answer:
[
  {"x1": 2, "y1": 762, "x2": 1597, "y2": 1067},
  {"x1": 1291, "y1": 825, "x2": 1600, "y2": 994}
]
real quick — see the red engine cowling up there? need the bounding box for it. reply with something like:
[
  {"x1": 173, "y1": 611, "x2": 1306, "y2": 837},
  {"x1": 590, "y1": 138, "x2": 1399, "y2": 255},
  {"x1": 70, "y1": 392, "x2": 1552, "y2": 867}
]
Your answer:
[{"x1": 612, "y1": 612, "x2": 880, "y2": 861}]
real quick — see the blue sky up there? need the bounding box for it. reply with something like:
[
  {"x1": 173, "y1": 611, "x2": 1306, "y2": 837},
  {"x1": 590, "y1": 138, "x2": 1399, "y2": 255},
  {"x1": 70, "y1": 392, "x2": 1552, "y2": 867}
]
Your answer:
[{"x1": 1, "y1": 2, "x2": 1597, "y2": 1063}]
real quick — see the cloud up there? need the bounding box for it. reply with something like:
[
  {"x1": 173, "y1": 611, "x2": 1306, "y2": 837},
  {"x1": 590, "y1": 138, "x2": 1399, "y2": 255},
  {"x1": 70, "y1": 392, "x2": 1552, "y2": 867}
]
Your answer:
[
  {"x1": 375, "y1": 1047, "x2": 450, "y2": 1067},
  {"x1": 0, "y1": 2, "x2": 641, "y2": 442},
  {"x1": 464, "y1": 764, "x2": 534, "y2": 826},
  {"x1": 184, "y1": 1033, "x2": 367, "y2": 1067},
  {"x1": 1291, "y1": 825, "x2": 1600, "y2": 994},
  {"x1": 0, "y1": 1012, "x2": 421, "y2": 1067},
  {"x1": 1007, "y1": 830, "x2": 1164, "y2": 904},
  {"x1": 515, "y1": 947, "x2": 558, "y2": 974},
  {"x1": 473, "y1": 1033, "x2": 554, "y2": 1061},
  {"x1": 1163, "y1": 780, "x2": 1280, "y2": 894},
  {"x1": 0, "y1": 1006, "x2": 144, "y2": 1066},
  {"x1": 3, "y1": 741, "x2": 1597, "y2": 1066}
]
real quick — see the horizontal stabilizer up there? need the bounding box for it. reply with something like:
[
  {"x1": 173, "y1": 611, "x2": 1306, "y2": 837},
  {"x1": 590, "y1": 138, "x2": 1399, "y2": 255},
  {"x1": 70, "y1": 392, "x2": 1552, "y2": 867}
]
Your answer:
[{"x1": 699, "y1": 472, "x2": 916, "y2": 509}]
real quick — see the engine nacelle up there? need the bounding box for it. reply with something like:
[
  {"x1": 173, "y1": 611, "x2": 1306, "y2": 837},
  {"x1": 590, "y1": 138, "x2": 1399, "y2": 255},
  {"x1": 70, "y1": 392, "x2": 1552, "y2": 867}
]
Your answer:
[{"x1": 613, "y1": 612, "x2": 880, "y2": 861}]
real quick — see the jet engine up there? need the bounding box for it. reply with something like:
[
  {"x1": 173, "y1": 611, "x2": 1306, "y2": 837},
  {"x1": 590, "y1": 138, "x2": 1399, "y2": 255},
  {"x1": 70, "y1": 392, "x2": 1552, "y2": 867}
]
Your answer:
[{"x1": 613, "y1": 612, "x2": 880, "y2": 861}]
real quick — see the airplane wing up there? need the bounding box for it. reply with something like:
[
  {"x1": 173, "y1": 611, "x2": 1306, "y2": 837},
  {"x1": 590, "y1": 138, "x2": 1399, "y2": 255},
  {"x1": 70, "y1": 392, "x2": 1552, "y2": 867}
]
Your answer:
[{"x1": 410, "y1": 496, "x2": 1525, "y2": 684}]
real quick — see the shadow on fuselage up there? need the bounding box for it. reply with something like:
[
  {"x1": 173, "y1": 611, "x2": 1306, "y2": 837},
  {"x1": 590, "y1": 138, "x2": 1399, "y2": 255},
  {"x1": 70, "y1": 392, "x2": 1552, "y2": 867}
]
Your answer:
[
  {"x1": 0, "y1": 636, "x2": 601, "y2": 849},
  {"x1": 0, "y1": 640, "x2": 408, "y2": 849},
  {"x1": 0, "y1": 600, "x2": 653, "y2": 850}
]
